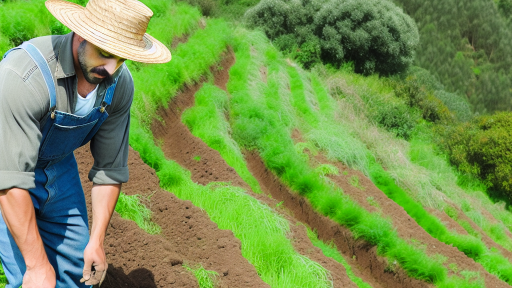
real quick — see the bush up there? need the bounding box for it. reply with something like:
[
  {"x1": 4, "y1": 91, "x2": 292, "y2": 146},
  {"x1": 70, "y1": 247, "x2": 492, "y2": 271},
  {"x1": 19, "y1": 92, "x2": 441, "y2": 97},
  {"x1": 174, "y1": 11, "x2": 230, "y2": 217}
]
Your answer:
[
  {"x1": 246, "y1": 0, "x2": 419, "y2": 75},
  {"x1": 244, "y1": 0, "x2": 294, "y2": 39},
  {"x1": 393, "y1": 75, "x2": 454, "y2": 123},
  {"x1": 314, "y1": 0, "x2": 419, "y2": 75},
  {"x1": 442, "y1": 112, "x2": 512, "y2": 198},
  {"x1": 373, "y1": 101, "x2": 419, "y2": 139}
]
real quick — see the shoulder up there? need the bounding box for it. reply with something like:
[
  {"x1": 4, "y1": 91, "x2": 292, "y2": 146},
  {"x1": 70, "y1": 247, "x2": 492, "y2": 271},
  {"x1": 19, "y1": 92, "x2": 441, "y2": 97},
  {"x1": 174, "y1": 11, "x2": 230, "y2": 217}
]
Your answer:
[{"x1": 109, "y1": 64, "x2": 134, "y2": 113}]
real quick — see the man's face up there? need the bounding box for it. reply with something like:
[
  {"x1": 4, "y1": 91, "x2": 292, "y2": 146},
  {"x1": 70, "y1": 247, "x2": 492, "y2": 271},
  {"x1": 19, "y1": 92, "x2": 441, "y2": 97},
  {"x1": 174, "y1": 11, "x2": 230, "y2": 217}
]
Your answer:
[{"x1": 77, "y1": 40, "x2": 126, "y2": 84}]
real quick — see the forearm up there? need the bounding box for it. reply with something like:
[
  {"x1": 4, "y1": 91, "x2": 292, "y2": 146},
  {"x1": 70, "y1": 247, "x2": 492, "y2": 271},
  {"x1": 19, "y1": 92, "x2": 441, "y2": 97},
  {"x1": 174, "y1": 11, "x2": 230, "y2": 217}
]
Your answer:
[
  {"x1": 0, "y1": 188, "x2": 49, "y2": 268},
  {"x1": 89, "y1": 184, "x2": 121, "y2": 245}
]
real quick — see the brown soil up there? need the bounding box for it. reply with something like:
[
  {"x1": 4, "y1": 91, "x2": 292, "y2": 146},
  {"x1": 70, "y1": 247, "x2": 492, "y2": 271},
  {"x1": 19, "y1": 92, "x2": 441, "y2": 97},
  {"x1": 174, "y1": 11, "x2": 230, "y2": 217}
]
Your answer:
[
  {"x1": 76, "y1": 144, "x2": 268, "y2": 288},
  {"x1": 151, "y1": 48, "x2": 368, "y2": 287}
]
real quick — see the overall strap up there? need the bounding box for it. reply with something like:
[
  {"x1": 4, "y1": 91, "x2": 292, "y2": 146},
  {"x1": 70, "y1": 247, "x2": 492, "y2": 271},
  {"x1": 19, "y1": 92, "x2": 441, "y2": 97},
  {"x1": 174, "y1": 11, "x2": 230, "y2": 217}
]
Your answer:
[
  {"x1": 100, "y1": 77, "x2": 118, "y2": 112},
  {"x1": 3, "y1": 42, "x2": 57, "y2": 112}
]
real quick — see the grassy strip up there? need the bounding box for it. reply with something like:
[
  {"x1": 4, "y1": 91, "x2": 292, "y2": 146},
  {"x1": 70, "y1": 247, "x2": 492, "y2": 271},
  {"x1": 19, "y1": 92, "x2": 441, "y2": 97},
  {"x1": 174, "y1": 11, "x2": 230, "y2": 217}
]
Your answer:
[
  {"x1": 130, "y1": 121, "x2": 334, "y2": 287},
  {"x1": 115, "y1": 192, "x2": 161, "y2": 235},
  {"x1": 128, "y1": 13, "x2": 335, "y2": 287},
  {"x1": 305, "y1": 227, "x2": 373, "y2": 288},
  {"x1": 182, "y1": 83, "x2": 263, "y2": 193},
  {"x1": 128, "y1": 17, "x2": 231, "y2": 129},
  {"x1": 409, "y1": 127, "x2": 512, "y2": 251},
  {"x1": 0, "y1": 262, "x2": 6, "y2": 288},
  {"x1": 227, "y1": 28, "x2": 486, "y2": 287},
  {"x1": 368, "y1": 158, "x2": 512, "y2": 284},
  {"x1": 184, "y1": 264, "x2": 219, "y2": 288},
  {"x1": 287, "y1": 64, "x2": 512, "y2": 285},
  {"x1": 332, "y1": 68, "x2": 512, "y2": 240}
]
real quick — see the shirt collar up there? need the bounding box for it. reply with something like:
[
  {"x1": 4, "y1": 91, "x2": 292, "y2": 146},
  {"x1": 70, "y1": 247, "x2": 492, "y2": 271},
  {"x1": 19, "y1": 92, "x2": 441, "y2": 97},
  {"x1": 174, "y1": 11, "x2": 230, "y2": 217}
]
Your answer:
[{"x1": 54, "y1": 32, "x2": 75, "y2": 79}]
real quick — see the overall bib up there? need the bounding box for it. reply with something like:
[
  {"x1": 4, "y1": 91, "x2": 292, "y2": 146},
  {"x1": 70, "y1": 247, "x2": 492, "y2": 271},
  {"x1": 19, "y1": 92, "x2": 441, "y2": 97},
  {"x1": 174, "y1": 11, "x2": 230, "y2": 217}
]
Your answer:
[{"x1": 0, "y1": 42, "x2": 117, "y2": 287}]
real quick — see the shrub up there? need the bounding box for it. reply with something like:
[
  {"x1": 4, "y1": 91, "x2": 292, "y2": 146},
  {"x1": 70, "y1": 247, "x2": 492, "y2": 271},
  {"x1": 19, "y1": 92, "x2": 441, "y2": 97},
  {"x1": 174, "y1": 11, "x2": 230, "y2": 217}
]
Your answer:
[
  {"x1": 393, "y1": 75, "x2": 454, "y2": 123},
  {"x1": 442, "y1": 112, "x2": 512, "y2": 198},
  {"x1": 314, "y1": 0, "x2": 419, "y2": 75},
  {"x1": 244, "y1": 0, "x2": 294, "y2": 39},
  {"x1": 246, "y1": 0, "x2": 418, "y2": 74},
  {"x1": 373, "y1": 101, "x2": 419, "y2": 139}
]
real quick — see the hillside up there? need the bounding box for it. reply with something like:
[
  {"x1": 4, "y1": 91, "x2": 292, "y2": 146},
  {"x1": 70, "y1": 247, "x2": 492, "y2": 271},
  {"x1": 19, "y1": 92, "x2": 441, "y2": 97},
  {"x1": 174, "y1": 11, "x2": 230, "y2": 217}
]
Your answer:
[{"x1": 2, "y1": 0, "x2": 512, "y2": 287}]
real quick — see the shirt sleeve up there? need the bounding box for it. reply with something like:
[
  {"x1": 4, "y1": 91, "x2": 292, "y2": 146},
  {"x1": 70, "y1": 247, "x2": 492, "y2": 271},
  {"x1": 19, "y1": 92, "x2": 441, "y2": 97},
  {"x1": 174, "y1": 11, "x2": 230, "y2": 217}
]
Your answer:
[
  {"x1": 88, "y1": 68, "x2": 134, "y2": 184},
  {"x1": 0, "y1": 68, "x2": 45, "y2": 191}
]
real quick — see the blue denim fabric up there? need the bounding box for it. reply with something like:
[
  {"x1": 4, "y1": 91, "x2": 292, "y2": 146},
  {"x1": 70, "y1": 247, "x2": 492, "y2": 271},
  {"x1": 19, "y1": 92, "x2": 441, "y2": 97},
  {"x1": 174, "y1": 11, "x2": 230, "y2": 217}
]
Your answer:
[{"x1": 0, "y1": 42, "x2": 117, "y2": 287}]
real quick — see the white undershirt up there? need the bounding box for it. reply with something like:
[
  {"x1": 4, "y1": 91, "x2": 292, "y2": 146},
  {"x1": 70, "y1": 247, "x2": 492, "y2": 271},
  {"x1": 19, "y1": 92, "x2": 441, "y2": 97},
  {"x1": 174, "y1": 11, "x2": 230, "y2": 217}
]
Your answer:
[{"x1": 74, "y1": 85, "x2": 99, "y2": 117}]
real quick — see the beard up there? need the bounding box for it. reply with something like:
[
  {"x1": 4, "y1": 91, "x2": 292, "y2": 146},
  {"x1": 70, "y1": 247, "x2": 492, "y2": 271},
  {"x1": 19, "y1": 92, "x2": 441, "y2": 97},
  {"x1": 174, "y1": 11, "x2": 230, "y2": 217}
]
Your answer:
[{"x1": 77, "y1": 40, "x2": 113, "y2": 85}]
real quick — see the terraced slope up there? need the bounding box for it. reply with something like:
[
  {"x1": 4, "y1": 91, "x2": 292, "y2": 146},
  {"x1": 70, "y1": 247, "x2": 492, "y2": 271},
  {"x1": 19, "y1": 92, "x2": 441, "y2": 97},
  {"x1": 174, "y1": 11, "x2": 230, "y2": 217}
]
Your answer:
[{"x1": 3, "y1": 1, "x2": 512, "y2": 287}]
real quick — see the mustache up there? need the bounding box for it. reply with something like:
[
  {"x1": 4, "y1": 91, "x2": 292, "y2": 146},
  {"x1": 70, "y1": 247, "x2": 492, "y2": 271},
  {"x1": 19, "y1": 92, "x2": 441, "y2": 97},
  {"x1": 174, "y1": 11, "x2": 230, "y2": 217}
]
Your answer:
[{"x1": 90, "y1": 66, "x2": 112, "y2": 78}]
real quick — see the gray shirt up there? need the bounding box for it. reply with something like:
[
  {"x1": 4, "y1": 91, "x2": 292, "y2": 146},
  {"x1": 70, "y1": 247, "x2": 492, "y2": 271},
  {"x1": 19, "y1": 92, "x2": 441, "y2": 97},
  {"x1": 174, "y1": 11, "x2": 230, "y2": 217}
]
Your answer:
[{"x1": 0, "y1": 32, "x2": 134, "y2": 191}]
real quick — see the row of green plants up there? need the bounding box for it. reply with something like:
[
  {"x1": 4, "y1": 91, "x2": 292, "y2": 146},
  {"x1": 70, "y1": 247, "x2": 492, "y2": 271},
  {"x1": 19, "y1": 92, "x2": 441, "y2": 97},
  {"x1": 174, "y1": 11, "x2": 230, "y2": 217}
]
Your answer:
[
  {"x1": 326, "y1": 66, "x2": 512, "y2": 242},
  {"x1": 226, "y1": 28, "x2": 484, "y2": 287},
  {"x1": 182, "y1": 83, "x2": 263, "y2": 194},
  {"x1": 115, "y1": 192, "x2": 162, "y2": 235},
  {"x1": 284, "y1": 56, "x2": 512, "y2": 285},
  {"x1": 127, "y1": 2, "x2": 340, "y2": 286},
  {"x1": 131, "y1": 124, "x2": 334, "y2": 287}
]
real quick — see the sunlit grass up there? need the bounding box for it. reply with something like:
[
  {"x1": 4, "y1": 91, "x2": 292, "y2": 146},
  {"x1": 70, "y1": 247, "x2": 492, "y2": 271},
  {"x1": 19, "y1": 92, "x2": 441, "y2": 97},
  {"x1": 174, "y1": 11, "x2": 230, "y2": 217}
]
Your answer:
[{"x1": 115, "y1": 192, "x2": 161, "y2": 235}]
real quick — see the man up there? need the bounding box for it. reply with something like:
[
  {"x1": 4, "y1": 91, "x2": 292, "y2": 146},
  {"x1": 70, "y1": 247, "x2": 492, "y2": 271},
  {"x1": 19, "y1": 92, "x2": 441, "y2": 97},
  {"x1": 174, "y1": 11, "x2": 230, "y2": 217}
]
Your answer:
[{"x1": 0, "y1": 0, "x2": 171, "y2": 287}]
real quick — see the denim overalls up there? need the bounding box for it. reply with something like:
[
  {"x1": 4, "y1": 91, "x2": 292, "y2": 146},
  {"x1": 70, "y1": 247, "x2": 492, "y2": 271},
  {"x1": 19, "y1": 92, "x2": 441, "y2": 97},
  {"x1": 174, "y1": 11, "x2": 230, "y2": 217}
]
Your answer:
[{"x1": 0, "y1": 42, "x2": 117, "y2": 287}]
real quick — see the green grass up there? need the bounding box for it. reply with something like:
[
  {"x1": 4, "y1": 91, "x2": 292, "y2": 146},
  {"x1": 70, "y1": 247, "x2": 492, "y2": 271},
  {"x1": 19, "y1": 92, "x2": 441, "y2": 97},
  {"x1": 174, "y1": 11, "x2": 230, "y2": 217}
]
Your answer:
[
  {"x1": 130, "y1": 121, "x2": 334, "y2": 287},
  {"x1": 226, "y1": 27, "x2": 483, "y2": 287},
  {"x1": 127, "y1": 11, "x2": 335, "y2": 287},
  {"x1": 184, "y1": 264, "x2": 218, "y2": 288},
  {"x1": 115, "y1": 192, "x2": 161, "y2": 235},
  {"x1": 0, "y1": 261, "x2": 6, "y2": 288},
  {"x1": 182, "y1": 83, "x2": 263, "y2": 193},
  {"x1": 306, "y1": 227, "x2": 373, "y2": 288}
]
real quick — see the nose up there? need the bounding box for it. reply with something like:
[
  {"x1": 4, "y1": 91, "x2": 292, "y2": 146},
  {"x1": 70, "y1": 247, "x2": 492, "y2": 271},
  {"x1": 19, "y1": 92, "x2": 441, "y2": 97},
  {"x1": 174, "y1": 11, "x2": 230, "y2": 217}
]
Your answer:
[{"x1": 104, "y1": 58, "x2": 118, "y2": 75}]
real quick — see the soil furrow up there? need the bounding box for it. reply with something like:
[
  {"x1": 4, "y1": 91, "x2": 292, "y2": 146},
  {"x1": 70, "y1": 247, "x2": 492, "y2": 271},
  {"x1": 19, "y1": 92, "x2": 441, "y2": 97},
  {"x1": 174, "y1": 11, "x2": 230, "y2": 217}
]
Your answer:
[
  {"x1": 76, "y1": 146, "x2": 267, "y2": 287},
  {"x1": 151, "y1": 49, "x2": 385, "y2": 288}
]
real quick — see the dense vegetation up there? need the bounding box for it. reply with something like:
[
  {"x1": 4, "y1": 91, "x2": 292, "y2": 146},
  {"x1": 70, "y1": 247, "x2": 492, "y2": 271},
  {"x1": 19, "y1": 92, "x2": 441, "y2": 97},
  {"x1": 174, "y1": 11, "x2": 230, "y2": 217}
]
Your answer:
[
  {"x1": 393, "y1": 0, "x2": 512, "y2": 113},
  {"x1": 245, "y1": 0, "x2": 419, "y2": 74},
  {"x1": 441, "y1": 112, "x2": 512, "y2": 200}
]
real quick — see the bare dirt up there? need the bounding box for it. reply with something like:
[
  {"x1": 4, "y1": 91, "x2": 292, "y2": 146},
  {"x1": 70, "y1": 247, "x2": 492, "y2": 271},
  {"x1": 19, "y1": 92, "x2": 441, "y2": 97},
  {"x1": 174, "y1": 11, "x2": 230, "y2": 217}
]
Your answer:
[{"x1": 76, "y1": 144, "x2": 268, "y2": 288}]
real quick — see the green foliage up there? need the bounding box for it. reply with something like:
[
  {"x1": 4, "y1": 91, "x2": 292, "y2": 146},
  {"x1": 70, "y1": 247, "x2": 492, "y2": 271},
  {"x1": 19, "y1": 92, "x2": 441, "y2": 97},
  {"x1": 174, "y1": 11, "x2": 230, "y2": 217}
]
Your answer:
[
  {"x1": 115, "y1": 193, "x2": 161, "y2": 234},
  {"x1": 246, "y1": 0, "x2": 419, "y2": 74},
  {"x1": 179, "y1": 0, "x2": 216, "y2": 16},
  {"x1": 184, "y1": 264, "x2": 218, "y2": 288},
  {"x1": 394, "y1": 0, "x2": 512, "y2": 113},
  {"x1": 442, "y1": 112, "x2": 512, "y2": 199},
  {"x1": 314, "y1": 0, "x2": 419, "y2": 75},
  {"x1": 392, "y1": 75, "x2": 454, "y2": 123},
  {"x1": 0, "y1": 261, "x2": 6, "y2": 288},
  {"x1": 372, "y1": 100, "x2": 419, "y2": 139}
]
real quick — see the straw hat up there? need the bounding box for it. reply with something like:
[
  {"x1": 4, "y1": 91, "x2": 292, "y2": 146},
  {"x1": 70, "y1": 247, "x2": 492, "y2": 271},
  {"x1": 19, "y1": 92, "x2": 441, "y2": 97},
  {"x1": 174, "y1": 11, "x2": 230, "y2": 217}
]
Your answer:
[{"x1": 45, "y1": 0, "x2": 171, "y2": 63}]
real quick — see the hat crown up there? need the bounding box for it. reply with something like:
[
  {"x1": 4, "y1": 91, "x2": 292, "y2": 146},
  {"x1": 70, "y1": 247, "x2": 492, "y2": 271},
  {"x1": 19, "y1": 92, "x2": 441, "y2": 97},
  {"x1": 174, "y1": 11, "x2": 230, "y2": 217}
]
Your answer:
[{"x1": 84, "y1": 0, "x2": 153, "y2": 47}]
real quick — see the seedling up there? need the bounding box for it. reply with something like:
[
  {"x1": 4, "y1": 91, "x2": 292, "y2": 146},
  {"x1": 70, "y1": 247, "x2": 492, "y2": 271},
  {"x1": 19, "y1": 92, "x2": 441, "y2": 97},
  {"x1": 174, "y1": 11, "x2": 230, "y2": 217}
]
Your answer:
[
  {"x1": 366, "y1": 196, "x2": 380, "y2": 208},
  {"x1": 193, "y1": 155, "x2": 201, "y2": 162},
  {"x1": 349, "y1": 175, "x2": 364, "y2": 190}
]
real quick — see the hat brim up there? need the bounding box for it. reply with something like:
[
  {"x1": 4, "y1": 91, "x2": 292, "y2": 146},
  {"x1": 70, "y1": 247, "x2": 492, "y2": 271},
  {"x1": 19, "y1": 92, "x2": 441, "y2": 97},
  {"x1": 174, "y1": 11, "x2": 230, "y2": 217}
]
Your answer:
[{"x1": 45, "y1": 0, "x2": 171, "y2": 63}]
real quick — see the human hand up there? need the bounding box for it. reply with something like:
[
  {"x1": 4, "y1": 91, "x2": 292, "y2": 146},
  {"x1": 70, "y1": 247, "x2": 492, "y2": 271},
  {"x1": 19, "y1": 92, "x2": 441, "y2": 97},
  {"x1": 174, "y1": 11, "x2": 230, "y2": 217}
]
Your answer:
[
  {"x1": 81, "y1": 241, "x2": 107, "y2": 286},
  {"x1": 22, "y1": 262, "x2": 56, "y2": 288}
]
